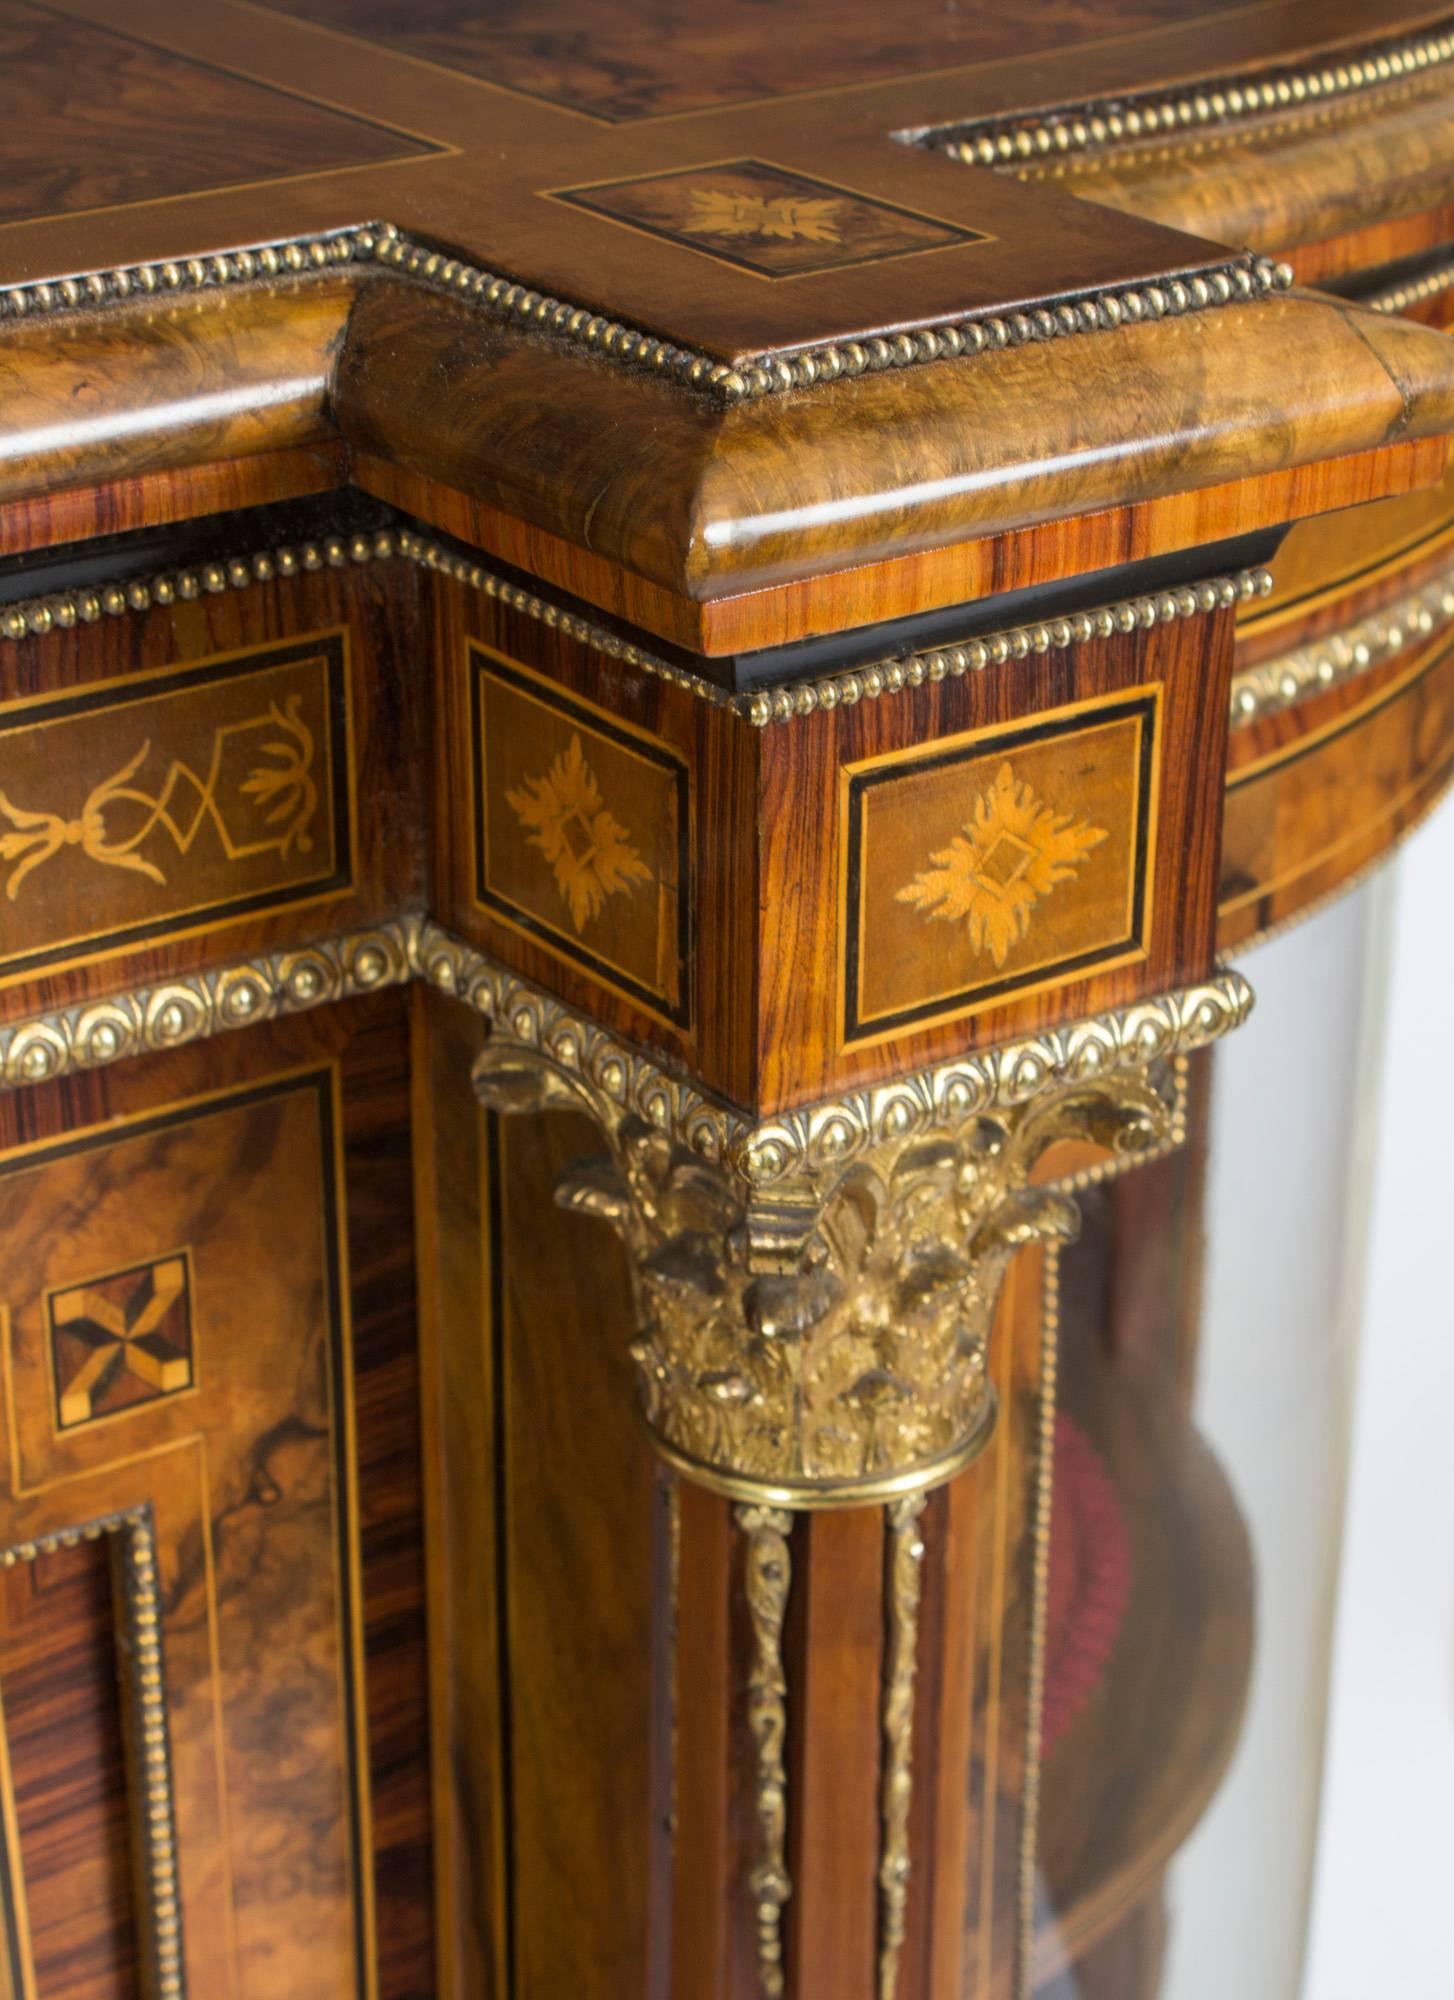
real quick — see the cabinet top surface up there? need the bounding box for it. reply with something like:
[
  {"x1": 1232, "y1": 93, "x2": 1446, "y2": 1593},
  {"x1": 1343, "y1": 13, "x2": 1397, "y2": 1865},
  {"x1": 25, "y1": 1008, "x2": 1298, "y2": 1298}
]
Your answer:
[
  {"x1": 7, "y1": 0, "x2": 1454, "y2": 640},
  {"x1": 0, "y1": 0, "x2": 1443, "y2": 352}
]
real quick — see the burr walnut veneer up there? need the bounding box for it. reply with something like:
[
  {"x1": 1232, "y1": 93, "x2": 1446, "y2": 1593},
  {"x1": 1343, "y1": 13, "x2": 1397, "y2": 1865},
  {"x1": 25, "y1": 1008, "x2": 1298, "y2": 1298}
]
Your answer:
[{"x1": 1, "y1": 4, "x2": 1452, "y2": 1998}]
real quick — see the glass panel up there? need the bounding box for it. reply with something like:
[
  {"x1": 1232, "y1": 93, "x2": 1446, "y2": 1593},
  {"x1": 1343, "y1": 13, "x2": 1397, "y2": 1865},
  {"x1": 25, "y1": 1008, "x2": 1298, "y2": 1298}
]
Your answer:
[{"x1": 1031, "y1": 878, "x2": 1390, "y2": 1998}]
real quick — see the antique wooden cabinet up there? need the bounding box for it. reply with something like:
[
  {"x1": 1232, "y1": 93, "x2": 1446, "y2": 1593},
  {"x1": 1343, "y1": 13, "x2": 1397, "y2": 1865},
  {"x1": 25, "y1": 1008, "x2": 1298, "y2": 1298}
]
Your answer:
[{"x1": 2, "y1": 3, "x2": 1453, "y2": 1997}]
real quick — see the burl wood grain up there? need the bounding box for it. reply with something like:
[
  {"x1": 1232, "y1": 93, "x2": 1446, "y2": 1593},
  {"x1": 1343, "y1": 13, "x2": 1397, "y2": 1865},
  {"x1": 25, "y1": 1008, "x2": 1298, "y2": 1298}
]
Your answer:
[
  {"x1": 358, "y1": 440, "x2": 1450, "y2": 657},
  {"x1": 260, "y1": 0, "x2": 1247, "y2": 122},
  {"x1": 335, "y1": 281, "x2": 1454, "y2": 648},
  {"x1": 0, "y1": 2, "x2": 434, "y2": 225},
  {"x1": 1, "y1": 0, "x2": 1451, "y2": 550},
  {"x1": 1000, "y1": 78, "x2": 1454, "y2": 278},
  {"x1": 0, "y1": 283, "x2": 350, "y2": 512},
  {"x1": 0, "y1": 995, "x2": 432, "y2": 2000}
]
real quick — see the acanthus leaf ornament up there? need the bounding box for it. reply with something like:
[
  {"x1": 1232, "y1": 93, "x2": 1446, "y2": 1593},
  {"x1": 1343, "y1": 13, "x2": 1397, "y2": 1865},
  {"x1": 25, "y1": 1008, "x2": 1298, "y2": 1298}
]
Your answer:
[{"x1": 467, "y1": 944, "x2": 1251, "y2": 1510}]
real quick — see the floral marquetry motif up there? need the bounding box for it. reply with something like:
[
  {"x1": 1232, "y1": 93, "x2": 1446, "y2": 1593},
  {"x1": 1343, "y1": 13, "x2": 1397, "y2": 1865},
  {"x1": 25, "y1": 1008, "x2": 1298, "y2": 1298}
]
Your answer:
[
  {"x1": 0, "y1": 697, "x2": 318, "y2": 900},
  {"x1": 896, "y1": 761, "x2": 1109, "y2": 968},
  {"x1": 843, "y1": 691, "x2": 1159, "y2": 1044},
  {"x1": 685, "y1": 188, "x2": 846, "y2": 245},
  {"x1": 5, "y1": 0, "x2": 1454, "y2": 1994},
  {"x1": 472, "y1": 644, "x2": 691, "y2": 1025},
  {"x1": 552, "y1": 157, "x2": 988, "y2": 278},
  {"x1": 506, "y1": 733, "x2": 652, "y2": 934},
  {"x1": 0, "y1": 635, "x2": 351, "y2": 988}
]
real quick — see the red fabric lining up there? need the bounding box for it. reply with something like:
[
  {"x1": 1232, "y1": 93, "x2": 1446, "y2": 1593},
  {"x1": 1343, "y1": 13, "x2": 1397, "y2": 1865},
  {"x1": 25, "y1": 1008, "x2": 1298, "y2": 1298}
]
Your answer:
[{"x1": 1042, "y1": 1410, "x2": 1133, "y2": 1755}]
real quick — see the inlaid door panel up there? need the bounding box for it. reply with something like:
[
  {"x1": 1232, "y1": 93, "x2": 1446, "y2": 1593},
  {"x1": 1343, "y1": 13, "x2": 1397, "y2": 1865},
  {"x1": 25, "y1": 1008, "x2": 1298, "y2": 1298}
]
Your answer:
[{"x1": 0, "y1": 996, "x2": 431, "y2": 2000}]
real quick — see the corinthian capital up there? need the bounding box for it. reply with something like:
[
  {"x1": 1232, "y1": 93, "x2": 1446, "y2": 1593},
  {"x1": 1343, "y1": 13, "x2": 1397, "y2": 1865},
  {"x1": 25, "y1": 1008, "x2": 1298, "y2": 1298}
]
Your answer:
[{"x1": 455, "y1": 929, "x2": 1253, "y2": 1509}]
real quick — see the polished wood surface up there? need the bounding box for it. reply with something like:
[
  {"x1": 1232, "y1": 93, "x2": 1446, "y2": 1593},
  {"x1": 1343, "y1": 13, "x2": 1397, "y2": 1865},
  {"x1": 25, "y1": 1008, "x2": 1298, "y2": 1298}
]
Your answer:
[
  {"x1": 3, "y1": 3, "x2": 1454, "y2": 658},
  {"x1": 3, "y1": 5, "x2": 1454, "y2": 2000},
  {"x1": 333, "y1": 282, "x2": 1454, "y2": 648}
]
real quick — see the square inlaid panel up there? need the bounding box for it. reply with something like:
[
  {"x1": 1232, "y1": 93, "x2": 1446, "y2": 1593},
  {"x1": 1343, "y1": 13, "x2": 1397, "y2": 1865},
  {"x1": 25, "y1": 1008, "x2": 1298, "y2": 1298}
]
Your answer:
[
  {"x1": 552, "y1": 158, "x2": 986, "y2": 277},
  {"x1": 0, "y1": 2, "x2": 440, "y2": 226},
  {"x1": 471, "y1": 645, "x2": 691, "y2": 1025},
  {"x1": 842, "y1": 690, "x2": 1160, "y2": 1043},
  {"x1": 48, "y1": 1252, "x2": 195, "y2": 1432}
]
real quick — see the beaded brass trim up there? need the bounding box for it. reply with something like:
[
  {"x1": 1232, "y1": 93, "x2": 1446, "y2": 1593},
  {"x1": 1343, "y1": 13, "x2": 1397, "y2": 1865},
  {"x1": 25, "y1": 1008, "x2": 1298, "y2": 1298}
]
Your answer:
[
  {"x1": 1364, "y1": 251, "x2": 1454, "y2": 317},
  {"x1": 0, "y1": 219, "x2": 1290, "y2": 406},
  {"x1": 1015, "y1": 1249, "x2": 1061, "y2": 2000},
  {"x1": 419, "y1": 919, "x2": 1252, "y2": 1187},
  {"x1": 0, "y1": 523, "x2": 721, "y2": 709},
  {"x1": 929, "y1": 21, "x2": 1454, "y2": 168},
  {"x1": 0, "y1": 1506, "x2": 184, "y2": 1999},
  {"x1": 0, "y1": 517, "x2": 1267, "y2": 729},
  {"x1": 0, "y1": 910, "x2": 1252, "y2": 1175},
  {"x1": 744, "y1": 568, "x2": 1272, "y2": 726},
  {"x1": 1229, "y1": 557, "x2": 1454, "y2": 725},
  {"x1": 879, "y1": 1492, "x2": 928, "y2": 2000}
]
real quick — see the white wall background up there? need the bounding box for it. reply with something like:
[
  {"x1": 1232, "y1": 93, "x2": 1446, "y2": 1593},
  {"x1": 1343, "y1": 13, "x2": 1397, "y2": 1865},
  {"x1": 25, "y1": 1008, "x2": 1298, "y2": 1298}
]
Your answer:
[
  {"x1": 1159, "y1": 871, "x2": 1385, "y2": 1999},
  {"x1": 1301, "y1": 804, "x2": 1454, "y2": 1997}
]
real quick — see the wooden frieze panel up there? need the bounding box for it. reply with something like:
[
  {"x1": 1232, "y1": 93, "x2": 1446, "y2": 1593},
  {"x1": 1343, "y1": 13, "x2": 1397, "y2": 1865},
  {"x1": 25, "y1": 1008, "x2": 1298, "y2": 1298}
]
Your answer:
[
  {"x1": 756, "y1": 589, "x2": 1232, "y2": 1107},
  {"x1": 0, "y1": 632, "x2": 352, "y2": 990},
  {"x1": 469, "y1": 644, "x2": 692, "y2": 1031},
  {"x1": 0, "y1": 550, "x2": 428, "y2": 1030},
  {"x1": 841, "y1": 688, "x2": 1159, "y2": 1047}
]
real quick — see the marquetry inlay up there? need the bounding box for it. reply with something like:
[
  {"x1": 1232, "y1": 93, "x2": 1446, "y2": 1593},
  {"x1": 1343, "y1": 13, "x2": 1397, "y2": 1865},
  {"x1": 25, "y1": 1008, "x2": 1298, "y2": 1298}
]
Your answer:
[
  {"x1": 0, "y1": 633, "x2": 352, "y2": 986},
  {"x1": 471, "y1": 644, "x2": 690, "y2": 1025},
  {"x1": 841, "y1": 692, "x2": 1159, "y2": 1043},
  {"x1": 506, "y1": 735, "x2": 652, "y2": 935},
  {"x1": 0, "y1": 1068, "x2": 376, "y2": 1993},
  {"x1": 48, "y1": 1253, "x2": 195, "y2": 1432},
  {"x1": 895, "y1": 762, "x2": 1109, "y2": 970},
  {"x1": 552, "y1": 158, "x2": 988, "y2": 278}
]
